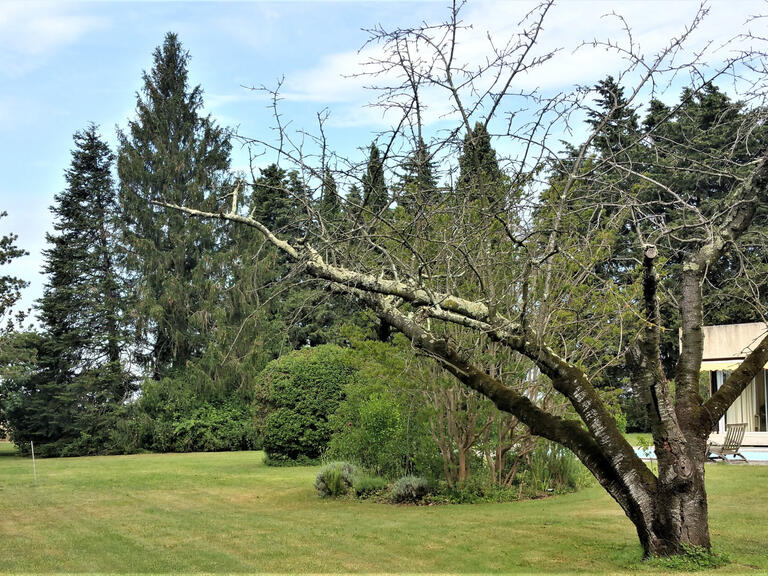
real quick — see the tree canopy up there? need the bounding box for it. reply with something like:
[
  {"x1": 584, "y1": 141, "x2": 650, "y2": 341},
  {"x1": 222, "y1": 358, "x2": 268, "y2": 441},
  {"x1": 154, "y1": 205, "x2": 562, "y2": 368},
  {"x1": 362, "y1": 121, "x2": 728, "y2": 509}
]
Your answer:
[{"x1": 160, "y1": 3, "x2": 768, "y2": 558}]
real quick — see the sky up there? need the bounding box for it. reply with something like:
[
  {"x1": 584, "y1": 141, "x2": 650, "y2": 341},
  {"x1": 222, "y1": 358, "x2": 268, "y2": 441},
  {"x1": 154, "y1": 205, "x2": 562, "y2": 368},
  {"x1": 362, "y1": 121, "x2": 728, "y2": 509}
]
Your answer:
[{"x1": 1, "y1": 0, "x2": 766, "y2": 320}]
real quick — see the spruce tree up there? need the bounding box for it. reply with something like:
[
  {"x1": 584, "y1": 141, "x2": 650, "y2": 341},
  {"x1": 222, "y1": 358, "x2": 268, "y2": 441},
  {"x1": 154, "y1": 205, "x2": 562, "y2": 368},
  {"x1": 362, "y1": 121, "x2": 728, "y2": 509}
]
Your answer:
[
  {"x1": 362, "y1": 143, "x2": 388, "y2": 212},
  {"x1": 456, "y1": 122, "x2": 506, "y2": 204},
  {"x1": 586, "y1": 76, "x2": 640, "y2": 158},
  {"x1": 6, "y1": 125, "x2": 132, "y2": 455},
  {"x1": 345, "y1": 184, "x2": 363, "y2": 222},
  {"x1": 398, "y1": 137, "x2": 438, "y2": 212},
  {"x1": 0, "y1": 211, "x2": 28, "y2": 330},
  {"x1": 117, "y1": 32, "x2": 232, "y2": 378},
  {"x1": 319, "y1": 167, "x2": 341, "y2": 219}
]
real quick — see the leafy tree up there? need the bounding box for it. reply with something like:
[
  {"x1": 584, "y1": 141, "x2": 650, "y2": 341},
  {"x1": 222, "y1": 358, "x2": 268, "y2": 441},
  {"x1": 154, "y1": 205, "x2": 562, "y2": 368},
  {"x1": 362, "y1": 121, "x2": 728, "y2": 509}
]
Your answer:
[
  {"x1": 255, "y1": 345, "x2": 353, "y2": 462},
  {"x1": 117, "y1": 32, "x2": 232, "y2": 378}
]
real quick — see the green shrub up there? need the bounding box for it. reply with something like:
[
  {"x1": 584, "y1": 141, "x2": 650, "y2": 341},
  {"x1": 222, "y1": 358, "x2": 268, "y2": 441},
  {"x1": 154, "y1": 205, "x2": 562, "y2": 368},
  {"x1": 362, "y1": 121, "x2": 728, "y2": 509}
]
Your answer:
[
  {"x1": 129, "y1": 375, "x2": 258, "y2": 454},
  {"x1": 314, "y1": 461, "x2": 357, "y2": 497},
  {"x1": 353, "y1": 473, "x2": 388, "y2": 497},
  {"x1": 390, "y1": 475, "x2": 429, "y2": 503},
  {"x1": 518, "y1": 440, "x2": 591, "y2": 496},
  {"x1": 256, "y1": 345, "x2": 354, "y2": 462},
  {"x1": 428, "y1": 475, "x2": 518, "y2": 504},
  {"x1": 645, "y1": 544, "x2": 729, "y2": 571},
  {"x1": 326, "y1": 338, "x2": 442, "y2": 481}
]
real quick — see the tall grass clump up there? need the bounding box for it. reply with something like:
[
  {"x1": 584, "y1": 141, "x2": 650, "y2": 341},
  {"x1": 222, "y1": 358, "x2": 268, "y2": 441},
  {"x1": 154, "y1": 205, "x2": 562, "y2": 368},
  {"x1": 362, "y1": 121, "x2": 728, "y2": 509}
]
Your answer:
[{"x1": 314, "y1": 461, "x2": 356, "y2": 497}]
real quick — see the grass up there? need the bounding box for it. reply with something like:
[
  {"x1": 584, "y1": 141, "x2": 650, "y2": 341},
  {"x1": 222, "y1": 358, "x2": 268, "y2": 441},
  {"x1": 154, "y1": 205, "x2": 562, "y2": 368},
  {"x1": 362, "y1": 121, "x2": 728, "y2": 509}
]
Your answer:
[
  {"x1": 623, "y1": 432, "x2": 652, "y2": 447},
  {"x1": 0, "y1": 441, "x2": 766, "y2": 574}
]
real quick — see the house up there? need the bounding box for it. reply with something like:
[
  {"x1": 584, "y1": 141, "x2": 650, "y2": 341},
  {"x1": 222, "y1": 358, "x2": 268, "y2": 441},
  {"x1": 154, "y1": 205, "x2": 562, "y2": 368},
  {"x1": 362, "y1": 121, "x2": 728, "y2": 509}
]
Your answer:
[{"x1": 701, "y1": 323, "x2": 768, "y2": 446}]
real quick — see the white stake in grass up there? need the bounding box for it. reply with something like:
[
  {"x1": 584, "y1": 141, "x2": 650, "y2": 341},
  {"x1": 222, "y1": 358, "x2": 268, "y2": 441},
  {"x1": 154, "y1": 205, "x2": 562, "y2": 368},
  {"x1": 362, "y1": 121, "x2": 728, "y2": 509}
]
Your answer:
[{"x1": 31, "y1": 440, "x2": 37, "y2": 484}]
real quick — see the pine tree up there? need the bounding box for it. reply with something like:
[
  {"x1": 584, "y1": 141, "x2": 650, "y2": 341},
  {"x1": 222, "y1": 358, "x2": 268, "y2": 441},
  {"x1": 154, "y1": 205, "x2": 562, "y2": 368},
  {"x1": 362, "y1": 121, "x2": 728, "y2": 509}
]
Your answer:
[
  {"x1": 5, "y1": 125, "x2": 132, "y2": 455},
  {"x1": 0, "y1": 211, "x2": 28, "y2": 330},
  {"x1": 0, "y1": 212, "x2": 30, "y2": 436},
  {"x1": 586, "y1": 76, "x2": 640, "y2": 158},
  {"x1": 117, "y1": 32, "x2": 232, "y2": 378},
  {"x1": 362, "y1": 143, "x2": 388, "y2": 212},
  {"x1": 345, "y1": 184, "x2": 363, "y2": 222},
  {"x1": 456, "y1": 122, "x2": 506, "y2": 204},
  {"x1": 398, "y1": 137, "x2": 438, "y2": 212},
  {"x1": 319, "y1": 167, "x2": 341, "y2": 218}
]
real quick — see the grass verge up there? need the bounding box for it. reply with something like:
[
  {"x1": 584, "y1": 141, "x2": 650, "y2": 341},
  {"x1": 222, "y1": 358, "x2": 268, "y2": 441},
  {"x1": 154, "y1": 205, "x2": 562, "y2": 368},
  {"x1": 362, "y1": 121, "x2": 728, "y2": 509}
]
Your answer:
[{"x1": 0, "y1": 442, "x2": 766, "y2": 574}]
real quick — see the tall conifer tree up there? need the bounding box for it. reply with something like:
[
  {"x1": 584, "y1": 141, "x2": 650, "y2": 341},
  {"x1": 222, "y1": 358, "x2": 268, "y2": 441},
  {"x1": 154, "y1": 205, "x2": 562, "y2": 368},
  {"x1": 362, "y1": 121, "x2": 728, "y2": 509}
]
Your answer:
[
  {"x1": 456, "y1": 122, "x2": 505, "y2": 204},
  {"x1": 398, "y1": 137, "x2": 438, "y2": 212},
  {"x1": 117, "y1": 32, "x2": 232, "y2": 378},
  {"x1": 362, "y1": 143, "x2": 388, "y2": 212},
  {"x1": 6, "y1": 125, "x2": 131, "y2": 455}
]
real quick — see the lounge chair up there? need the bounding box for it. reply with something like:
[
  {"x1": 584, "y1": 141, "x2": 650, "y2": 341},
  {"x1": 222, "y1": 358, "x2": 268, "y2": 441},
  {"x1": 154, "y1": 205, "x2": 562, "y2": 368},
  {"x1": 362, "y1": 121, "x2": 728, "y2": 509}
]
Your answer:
[{"x1": 707, "y1": 423, "x2": 748, "y2": 463}]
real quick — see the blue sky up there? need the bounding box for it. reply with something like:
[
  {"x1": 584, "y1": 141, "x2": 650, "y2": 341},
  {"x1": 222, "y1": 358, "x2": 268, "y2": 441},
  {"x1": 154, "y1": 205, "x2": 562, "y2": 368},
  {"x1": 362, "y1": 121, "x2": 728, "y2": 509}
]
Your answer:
[{"x1": 1, "y1": 0, "x2": 765, "y2": 319}]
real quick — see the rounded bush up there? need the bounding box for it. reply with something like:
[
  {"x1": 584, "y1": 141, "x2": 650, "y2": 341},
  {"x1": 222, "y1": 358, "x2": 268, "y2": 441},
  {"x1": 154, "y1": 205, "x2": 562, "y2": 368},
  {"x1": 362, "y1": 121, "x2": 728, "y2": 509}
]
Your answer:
[
  {"x1": 314, "y1": 461, "x2": 357, "y2": 497},
  {"x1": 256, "y1": 345, "x2": 354, "y2": 462},
  {"x1": 390, "y1": 475, "x2": 429, "y2": 503}
]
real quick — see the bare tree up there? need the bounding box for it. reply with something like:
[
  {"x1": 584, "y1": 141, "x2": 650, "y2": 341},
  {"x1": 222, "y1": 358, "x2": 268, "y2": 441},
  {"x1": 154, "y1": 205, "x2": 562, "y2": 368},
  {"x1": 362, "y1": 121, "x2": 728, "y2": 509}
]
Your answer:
[{"x1": 159, "y1": 1, "x2": 768, "y2": 557}]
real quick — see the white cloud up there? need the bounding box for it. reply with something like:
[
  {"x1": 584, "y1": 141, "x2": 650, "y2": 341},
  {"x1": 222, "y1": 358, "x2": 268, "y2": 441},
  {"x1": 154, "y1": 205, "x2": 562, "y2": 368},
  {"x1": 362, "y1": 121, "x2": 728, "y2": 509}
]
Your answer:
[
  {"x1": 277, "y1": 1, "x2": 766, "y2": 129},
  {"x1": 0, "y1": 1, "x2": 106, "y2": 76}
]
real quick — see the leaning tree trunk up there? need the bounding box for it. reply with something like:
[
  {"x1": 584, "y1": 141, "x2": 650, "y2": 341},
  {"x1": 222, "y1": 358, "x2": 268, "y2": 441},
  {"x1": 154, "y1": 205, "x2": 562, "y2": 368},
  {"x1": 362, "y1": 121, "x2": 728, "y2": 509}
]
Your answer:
[{"x1": 155, "y1": 143, "x2": 768, "y2": 558}]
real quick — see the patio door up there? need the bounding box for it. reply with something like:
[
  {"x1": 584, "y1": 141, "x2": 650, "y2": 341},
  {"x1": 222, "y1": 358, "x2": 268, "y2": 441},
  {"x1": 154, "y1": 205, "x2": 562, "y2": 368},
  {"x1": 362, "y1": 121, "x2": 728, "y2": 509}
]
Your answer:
[{"x1": 757, "y1": 369, "x2": 767, "y2": 432}]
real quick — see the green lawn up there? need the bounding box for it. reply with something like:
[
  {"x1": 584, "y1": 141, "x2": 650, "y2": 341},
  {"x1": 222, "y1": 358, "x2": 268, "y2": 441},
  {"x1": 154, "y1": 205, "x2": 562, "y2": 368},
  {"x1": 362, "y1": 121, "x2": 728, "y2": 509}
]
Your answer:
[
  {"x1": 0, "y1": 441, "x2": 766, "y2": 575},
  {"x1": 623, "y1": 432, "x2": 652, "y2": 447}
]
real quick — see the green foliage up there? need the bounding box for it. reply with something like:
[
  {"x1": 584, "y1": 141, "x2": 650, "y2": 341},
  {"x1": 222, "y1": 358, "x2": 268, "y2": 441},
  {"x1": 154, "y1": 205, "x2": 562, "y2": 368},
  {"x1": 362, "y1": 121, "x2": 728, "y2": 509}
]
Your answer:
[
  {"x1": 0, "y1": 211, "x2": 29, "y2": 332},
  {"x1": 352, "y1": 473, "x2": 388, "y2": 498},
  {"x1": 125, "y1": 373, "x2": 258, "y2": 453},
  {"x1": 314, "y1": 461, "x2": 356, "y2": 497},
  {"x1": 597, "y1": 386, "x2": 627, "y2": 434},
  {"x1": 362, "y1": 143, "x2": 388, "y2": 212},
  {"x1": 397, "y1": 137, "x2": 438, "y2": 211},
  {"x1": 117, "y1": 32, "x2": 232, "y2": 377},
  {"x1": 326, "y1": 336, "x2": 441, "y2": 480},
  {"x1": 645, "y1": 544, "x2": 729, "y2": 571},
  {"x1": 4, "y1": 126, "x2": 133, "y2": 457},
  {"x1": 328, "y1": 391, "x2": 405, "y2": 477},
  {"x1": 390, "y1": 475, "x2": 430, "y2": 503},
  {"x1": 456, "y1": 121, "x2": 508, "y2": 204},
  {"x1": 517, "y1": 440, "x2": 592, "y2": 496},
  {"x1": 428, "y1": 474, "x2": 519, "y2": 504},
  {"x1": 256, "y1": 345, "x2": 353, "y2": 462}
]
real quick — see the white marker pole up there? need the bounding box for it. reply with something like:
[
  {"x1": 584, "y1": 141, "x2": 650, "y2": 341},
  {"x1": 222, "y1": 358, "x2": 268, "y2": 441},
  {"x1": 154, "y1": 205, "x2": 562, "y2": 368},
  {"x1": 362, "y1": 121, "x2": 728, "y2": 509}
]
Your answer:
[{"x1": 31, "y1": 440, "x2": 37, "y2": 484}]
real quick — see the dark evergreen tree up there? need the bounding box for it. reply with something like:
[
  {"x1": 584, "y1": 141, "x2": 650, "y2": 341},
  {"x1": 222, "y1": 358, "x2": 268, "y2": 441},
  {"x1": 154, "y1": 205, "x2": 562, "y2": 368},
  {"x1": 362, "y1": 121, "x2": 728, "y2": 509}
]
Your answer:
[
  {"x1": 345, "y1": 184, "x2": 363, "y2": 222},
  {"x1": 4, "y1": 125, "x2": 132, "y2": 455},
  {"x1": 398, "y1": 137, "x2": 438, "y2": 212},
  {"x1": 117, "y1": 32, "x2": 232, "y2": 378},
  {"x1": 319, "y1": 167, "x2": 341, "y2": 218},
  {"x1": 0, "y1": 211, "x2": 28, "y2": 330},
  {"x1": 456, "y1": 122, "x2": 506, "y2": 204},
  {"x1": 362, "y1": 143, "x2": 388, "y2": 212},
  {"x1": 586, "y1": 76, "x2": 640, "y2": 158},
  {"x1": 639, "y1": 84, "x2": 768, "y2": 373},
  {"x1": 0, "y1": 212, "x2": 29, "y2": 435}
]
